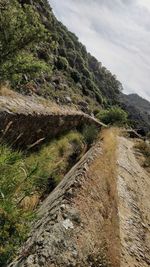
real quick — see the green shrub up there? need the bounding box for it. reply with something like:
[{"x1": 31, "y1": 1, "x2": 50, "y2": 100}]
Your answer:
[
  {"x1": 82, "y1": 67, "x2": 91, "y2": 79},
  {"x1": 2, "y1": 52, "x2": 49, "y2": 88},
  {"x1": 0, "y1": 130, "x2": 86, "y2": 265},
  {"x1": 58, "y1": 139, "x2": 69, "y2": 156},
  {"x1": 96, "y1": 106, "x2": 128, "y2": 126},
  {"x1": 71, "y1": 70, "x2": 80, "y2": 83},
  {"x1": 0, "y1": 0, "x2": 49, "y2": 86},
  {"x1": 82, "y1": 125, "x2": 99, "y2": 146},
  {"x1": 55, "y1": 56, "x2": 69, "y2": 70}
]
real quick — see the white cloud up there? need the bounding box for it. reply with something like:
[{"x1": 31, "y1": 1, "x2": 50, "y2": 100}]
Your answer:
[{"x1": 49, "y1": 0, "x2": 150, "y2": 101}]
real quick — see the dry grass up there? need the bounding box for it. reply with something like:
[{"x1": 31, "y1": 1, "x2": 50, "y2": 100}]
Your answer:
[
  {"x1": 74, "y1": 128, "x2": 120, "y2": 267},
  {"x1": 19, "y1": 194, "x2": 40, "y2": 211},
  {"x1": 0, "y1": 85, "x2": 17, "y2": 97}
]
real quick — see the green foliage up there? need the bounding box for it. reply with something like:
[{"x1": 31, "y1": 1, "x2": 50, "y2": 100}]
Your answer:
[
  {"x1": 2, "y1": 52, "x2": 49, "y2": 87},
  {"x1": 82, "y1": 125, "x2": 99, "y2": 146},
  {"x1": 0, "y1": 0, "x2": 124, "y2": 106},
  {"x1": 0, "y1": 0, "x2": 49, "y2": 86},
  {"x1": 82, "y1": 67, "x2": 91, "y2": 79},
  {"x1": 96, "y1": 106, "x2": 128, "y2": 126},
  {"x1": 71, "y1": 69, "x2": 80, "y2": 83},
  {"x1": 0, "y1": 131, "x2": 86, "y2": 265},
  {"x1": 0, "y1": 145, "x2": 33, "y2": 266},
  {"x1": 55, "y1": 56, "x2": 69, "y2": 70}
]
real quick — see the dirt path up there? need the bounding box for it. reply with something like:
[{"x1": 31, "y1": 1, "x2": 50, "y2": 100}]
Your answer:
[{"x1": 117, "y1": 137, "x2": 150, "y2": 267}]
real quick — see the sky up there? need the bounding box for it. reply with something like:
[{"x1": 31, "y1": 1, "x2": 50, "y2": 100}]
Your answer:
[{"x1": 49, "y1": 0, "x2": 150, "y2": 101}]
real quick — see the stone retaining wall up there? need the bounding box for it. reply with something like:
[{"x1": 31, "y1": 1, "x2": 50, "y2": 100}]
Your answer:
[{"x1": 0, "y1": 95, "x2": 104, "y2": 149}]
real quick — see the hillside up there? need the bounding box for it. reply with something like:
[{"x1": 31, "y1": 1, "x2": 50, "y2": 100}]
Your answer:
[
  {"x1": 0, "y1": 0, "x2": 149, "y2": 132},
  {"x1": 120, "y1": 93, "x2": 150, "y2": 133},
  {"x1": 0, "y1": 0, "x2": 122, "y2": 109}
]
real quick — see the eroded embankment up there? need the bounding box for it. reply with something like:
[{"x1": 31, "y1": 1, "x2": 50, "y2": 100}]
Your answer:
[
  {"x1": 117, "y1": 137, "x2": 150, "y2": 267},
  {"x1": 0, "y1": 95, "x2": 104, "y2": 149},
  {"x1": 8, "y1": 129, "x2": 120, "y2": 267}
]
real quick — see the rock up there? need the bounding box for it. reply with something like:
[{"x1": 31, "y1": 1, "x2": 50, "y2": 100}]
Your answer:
[
  {"x1": 78, "y1": 101, "x2": 88, "y2": 108},
  {"x1": 62, "y1": 219, "x2": 74, "y2": 230},
  {"x1": 78, "y1": 101, "x2": 90, "y2": 113},
  {"x1": 65, "y1": 96, "x2": 72, "y2": 104}
]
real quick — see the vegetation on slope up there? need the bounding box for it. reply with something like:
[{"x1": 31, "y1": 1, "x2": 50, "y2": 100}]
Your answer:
[
  {"x1": 0, "y1": 0, "x2": 122, "y2": 110},
  {"x1": 96, "y1": 106, "x2": 128, "y2": 126},
  {"x1": 119, "y1": 93, "x2": 150, "y2": 133},
  {"x1": 0, "y1": 0, "x2": 149, "y2": 131},
  {"x1": 0, "y1": 126, "x2": 98, "y2": 266},
  {"x1": 0, "y1": 0, "x2": 50, "y2": 88}
]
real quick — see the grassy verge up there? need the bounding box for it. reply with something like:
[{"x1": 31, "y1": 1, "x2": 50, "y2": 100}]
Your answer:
[{"x1": 0, "y1": 126, "x2": 98, "y2": 266}]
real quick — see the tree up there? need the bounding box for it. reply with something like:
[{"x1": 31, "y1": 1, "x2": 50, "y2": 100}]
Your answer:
[
  {"x1": 0, "y1": 0, "x2": 49, "y2": 85},
  {"x1": 71, "y1": 69, "x2": 80, "y2": 83}
]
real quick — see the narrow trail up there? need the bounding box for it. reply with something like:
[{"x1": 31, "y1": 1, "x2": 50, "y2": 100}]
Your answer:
[{"x1": 117, "y1": 137, "x2": 150, "y2": 267}]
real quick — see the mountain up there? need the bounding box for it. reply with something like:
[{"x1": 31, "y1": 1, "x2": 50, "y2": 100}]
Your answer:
[{"x1": 120, "y1": 93, "x2": 150, "y2": 133}]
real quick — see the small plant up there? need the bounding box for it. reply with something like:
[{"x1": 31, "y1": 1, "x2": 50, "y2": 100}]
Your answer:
[
  {"x1": 58, "y1": 139, "x2": 69, "y2": 156},
  {"x1": 82, "y1": 125, "x2": 99, "y2": 146}
]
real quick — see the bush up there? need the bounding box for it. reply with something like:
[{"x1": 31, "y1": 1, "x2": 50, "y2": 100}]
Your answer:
[
  {"x1": 58, "y1": 139, "x2": 69, "y2": 156},
  {"x1": 82, "y1": 67, "x2": 91, "y2": 79},
  {"x1": 2, "y1": 52, "x2": 49, "y2": 88},
  {"x1": 71, "y1": 70, "x2": 80, "y2": 83},
  {"x1": 0, "y1": 0, "x2": 49, "y2": 86},
  {"x1": 82, "y1": 125, "x2": 99, "y2": 146},
  {"x1": 96, "y1": 106, "x2": 128, "y2": 126},
  {"x1": 55, "y1": 56, "x2": 69, "y2": 70}
]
